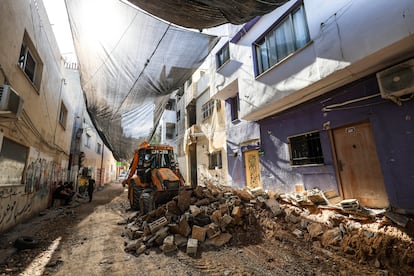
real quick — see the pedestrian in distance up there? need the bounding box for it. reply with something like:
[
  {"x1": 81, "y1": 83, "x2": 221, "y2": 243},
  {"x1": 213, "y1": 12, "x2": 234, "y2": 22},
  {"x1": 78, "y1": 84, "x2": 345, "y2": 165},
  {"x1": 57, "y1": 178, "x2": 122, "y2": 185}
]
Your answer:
[{"x1": 87, "y1": 176, "x2": 96, "y2": 202}]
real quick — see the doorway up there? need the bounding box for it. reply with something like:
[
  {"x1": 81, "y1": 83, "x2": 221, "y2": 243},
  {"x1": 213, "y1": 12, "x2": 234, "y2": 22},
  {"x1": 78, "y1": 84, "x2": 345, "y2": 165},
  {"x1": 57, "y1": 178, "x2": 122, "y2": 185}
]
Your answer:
[
  {"x1": 244, "y1": 149, "x2": 261, "y2": 189},
  {"x1": 332, "y1": 121, "x2": 389, "y2": 208},
  {"x1": 189, "y1": 143, "x2": 197, "y2": 188}
]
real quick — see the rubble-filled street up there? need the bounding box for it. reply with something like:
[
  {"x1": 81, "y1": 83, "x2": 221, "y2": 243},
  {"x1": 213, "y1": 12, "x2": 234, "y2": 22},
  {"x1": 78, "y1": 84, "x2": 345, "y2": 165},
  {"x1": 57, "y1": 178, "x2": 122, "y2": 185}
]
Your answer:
[{"x1": 0, "y1": 181, "x2": 413, "y2": 276}]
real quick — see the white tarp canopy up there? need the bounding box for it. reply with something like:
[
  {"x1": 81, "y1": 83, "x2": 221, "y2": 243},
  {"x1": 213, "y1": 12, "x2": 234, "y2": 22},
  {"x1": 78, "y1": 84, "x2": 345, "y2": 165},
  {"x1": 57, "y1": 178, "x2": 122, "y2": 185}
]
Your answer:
[{"x1": 65, "y1": 0, "x2": 219, "y2": 159}]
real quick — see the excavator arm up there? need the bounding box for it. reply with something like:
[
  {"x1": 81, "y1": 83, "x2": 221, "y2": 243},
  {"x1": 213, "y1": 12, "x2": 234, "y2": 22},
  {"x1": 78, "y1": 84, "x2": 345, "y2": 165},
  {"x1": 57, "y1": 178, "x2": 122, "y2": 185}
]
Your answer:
[{"x1": 122, "y1": 149, "x2": 139, "y2": 187}]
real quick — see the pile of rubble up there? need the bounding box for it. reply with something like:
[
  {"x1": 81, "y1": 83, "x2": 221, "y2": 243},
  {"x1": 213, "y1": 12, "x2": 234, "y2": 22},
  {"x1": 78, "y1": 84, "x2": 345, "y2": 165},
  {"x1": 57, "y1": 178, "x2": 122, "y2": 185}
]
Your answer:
[
  {"x1": 120, "y1": 182, "x2": 414, "y2": 274},
  {"x1": 121, "y1": 181, "x2": 280, "y2": 256}
]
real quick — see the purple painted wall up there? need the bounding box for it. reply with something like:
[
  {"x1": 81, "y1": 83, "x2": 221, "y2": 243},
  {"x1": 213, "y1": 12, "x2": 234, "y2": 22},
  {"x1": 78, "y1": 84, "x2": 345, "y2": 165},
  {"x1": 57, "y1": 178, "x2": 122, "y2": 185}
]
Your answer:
[
  {"x1": 259, "y1": 75, "x2": 414, "y2": 213},
  {"x1": 225, "y1": 99, "x2": 261, "y2": 189}
]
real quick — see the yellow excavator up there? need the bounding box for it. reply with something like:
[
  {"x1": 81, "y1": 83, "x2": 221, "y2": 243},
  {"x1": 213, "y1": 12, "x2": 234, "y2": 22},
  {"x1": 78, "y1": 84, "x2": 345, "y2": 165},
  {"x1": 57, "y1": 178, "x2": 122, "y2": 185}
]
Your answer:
[{"x1": 122, "y1": 141, "x2": 185, "y2": 213}]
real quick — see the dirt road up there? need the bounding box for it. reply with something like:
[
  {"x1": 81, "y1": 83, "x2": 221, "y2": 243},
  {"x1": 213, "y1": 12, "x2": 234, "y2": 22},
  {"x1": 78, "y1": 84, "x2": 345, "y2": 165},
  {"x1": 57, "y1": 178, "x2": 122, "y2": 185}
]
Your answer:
[{"x1": 0, "y1": 182, "x2": 405, "y2": 275}]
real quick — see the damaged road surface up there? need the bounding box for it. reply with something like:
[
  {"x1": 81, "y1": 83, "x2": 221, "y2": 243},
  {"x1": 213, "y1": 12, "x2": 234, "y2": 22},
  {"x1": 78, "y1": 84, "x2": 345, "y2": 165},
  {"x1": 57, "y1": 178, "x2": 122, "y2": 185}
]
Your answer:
[{"x1": 0, "y1": 182, "x2": 412, "y2": 275}]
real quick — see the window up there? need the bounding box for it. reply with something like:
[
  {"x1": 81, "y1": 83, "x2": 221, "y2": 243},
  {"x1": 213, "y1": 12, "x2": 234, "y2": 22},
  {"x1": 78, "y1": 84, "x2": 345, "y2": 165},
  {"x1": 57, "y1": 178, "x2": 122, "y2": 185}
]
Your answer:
[
  {"x1": 202, "y1": 100, "x2": 215, "y2": 120},
  {"x1": 96, "y1": 143, "x2": 102, "y2": 154},
  {"x1": 0, "y1": 138, "x2": 28, "y2": 186},
  {"x1": 59, "y1": 102, "x2": 68, "y2": 129},
  {"x1": 165, "y1": 99, "x2": 176, "y2": 111},
  {"x1": 209, "y1": 151, "x2": 222, "y2": 169},
  {"x1": 176, "y1": 110, "x2": 181, "y2": 121},
  {"x1": 18, "y1": 31, "x2": 43, "y2": 89},
  {"x1": 85, "y1": 133, "x2": 91, "y2": 148},
  {"x1": 255, "y1": 5, "x2": 310, "y2": 75},
  {"x1": 216, "y1": 43, "x2": 230, "y2": 69},
  {"x1": 166, "y1": 123, "x2": 176, "y2": 139},
  {"x1": 288, "y1": 131, "x2": 324, "y2": 166},
  {"x1": 229, "y1": 94, "x2": 239, "y2": 121}
]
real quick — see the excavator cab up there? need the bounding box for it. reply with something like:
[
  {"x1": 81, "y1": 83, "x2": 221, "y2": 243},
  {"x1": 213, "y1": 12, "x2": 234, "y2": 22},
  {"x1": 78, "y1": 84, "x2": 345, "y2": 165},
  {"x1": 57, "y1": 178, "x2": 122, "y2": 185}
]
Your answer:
[{"x1": 123, "y1": 141, "x2": 185, "y2": 213}]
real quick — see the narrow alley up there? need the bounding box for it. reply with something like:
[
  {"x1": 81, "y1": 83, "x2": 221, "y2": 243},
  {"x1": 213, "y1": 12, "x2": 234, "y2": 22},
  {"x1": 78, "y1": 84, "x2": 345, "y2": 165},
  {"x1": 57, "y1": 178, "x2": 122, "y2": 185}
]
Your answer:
[
  {"x1": 0, "y1": 181, "x2": 412, "y2": 275},
  {"x1": 1, "y1": 0, "x2": 414, "y2": 275}
]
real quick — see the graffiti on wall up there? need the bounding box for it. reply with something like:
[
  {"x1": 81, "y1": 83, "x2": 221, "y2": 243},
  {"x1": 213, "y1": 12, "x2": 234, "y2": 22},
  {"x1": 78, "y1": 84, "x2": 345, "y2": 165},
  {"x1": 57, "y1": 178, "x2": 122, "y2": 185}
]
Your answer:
[
  {"x1": 24, "y1": 158, "x2": 65, "y2": 196},
  {"x1": 0, "y1": 190, "x2": 33, "y2": 233}
]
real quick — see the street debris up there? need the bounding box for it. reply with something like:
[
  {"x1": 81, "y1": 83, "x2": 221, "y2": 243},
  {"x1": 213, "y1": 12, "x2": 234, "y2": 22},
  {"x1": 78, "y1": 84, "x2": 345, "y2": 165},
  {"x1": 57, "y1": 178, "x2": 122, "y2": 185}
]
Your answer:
[{"x1": 121, "y1": 181, "x2": 414, "y2": 274}]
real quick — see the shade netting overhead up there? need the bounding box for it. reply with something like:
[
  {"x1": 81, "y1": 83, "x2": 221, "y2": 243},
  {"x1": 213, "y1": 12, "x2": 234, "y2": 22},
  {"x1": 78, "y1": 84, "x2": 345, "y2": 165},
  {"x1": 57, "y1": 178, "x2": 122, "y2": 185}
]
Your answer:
[
  {"x1": 126, "y1": 0, "x2": 288, "y2": 29},
  {"x1": 65, "y1": 0, "x2": 219, "y2": 160}
]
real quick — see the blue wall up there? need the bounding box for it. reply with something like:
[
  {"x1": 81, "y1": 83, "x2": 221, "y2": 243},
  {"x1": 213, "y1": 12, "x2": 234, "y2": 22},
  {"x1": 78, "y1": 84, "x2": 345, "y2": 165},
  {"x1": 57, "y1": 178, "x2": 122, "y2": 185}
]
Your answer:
[{"x1": 259, "y1": 75, "x2": 414, "y2": 212}]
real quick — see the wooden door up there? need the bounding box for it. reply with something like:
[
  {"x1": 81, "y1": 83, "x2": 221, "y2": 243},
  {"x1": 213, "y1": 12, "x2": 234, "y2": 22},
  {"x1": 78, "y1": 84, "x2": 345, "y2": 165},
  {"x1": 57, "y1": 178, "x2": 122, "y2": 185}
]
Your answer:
[
  {"x1": 332, "y1": 122, "x2": 389, "y2": 208},
  {"x1": 244, "y1": 149, "x2": 261, "y2": 189}
]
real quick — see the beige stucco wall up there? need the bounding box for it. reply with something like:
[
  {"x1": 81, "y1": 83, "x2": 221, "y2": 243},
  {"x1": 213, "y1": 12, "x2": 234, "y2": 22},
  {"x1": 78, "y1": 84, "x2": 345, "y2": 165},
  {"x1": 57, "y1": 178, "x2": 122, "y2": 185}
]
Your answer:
[{"x1": 0, "y1": 0, "x2": 76, "y2": 233}]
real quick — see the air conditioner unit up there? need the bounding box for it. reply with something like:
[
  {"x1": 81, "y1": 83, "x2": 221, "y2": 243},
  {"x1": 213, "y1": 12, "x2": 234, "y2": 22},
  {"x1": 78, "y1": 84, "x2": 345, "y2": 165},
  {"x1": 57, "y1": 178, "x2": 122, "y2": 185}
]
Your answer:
[
  {"x1": 376, "y1": 58, "x2": 414, "y2": 104},
  {"x1": 0, "y1": 85, "x2": 24, "y2": 118}
]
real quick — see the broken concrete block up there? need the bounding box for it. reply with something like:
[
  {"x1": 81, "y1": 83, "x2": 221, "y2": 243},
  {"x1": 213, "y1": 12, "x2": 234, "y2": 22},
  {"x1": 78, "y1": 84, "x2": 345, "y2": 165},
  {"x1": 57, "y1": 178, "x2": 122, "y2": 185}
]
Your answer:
[
  {"x1": 148, "y1": 216, "x2": 168, "y2": 234},
  {"x1": 234, "y1": 189, "x2": 252, "y2": 201},
  {"x1": 193, "y1": 186, "x2": 204, "y2": 198},
  {"x1": 205, "y1": 223, "x2": 221, "y2": 239},
  {"x1": 321, "y1": 227, "x2": 342, "y2": 247},
  {"x1": 205, "y1": 233, "x2": 232, "y2": 247},
  {"x1": 265, "y1": 198, "x2": 282, "y2": 216},
  {"x1": 307, "y1": 223, "x2": 324, "y2": 238},
  {"x1": 124, "y1": 238, "x2": 143, "y2": 252},
  {"x1": 340, "y1": 199, "x2": 360, "y2": 211},
  {"x1": 186, "y1": 238, "x2": 198, "y2": 256},
  {"x1": 231, "y1": 206, "x2": 243, "y2": 219},
  {"x1": 173, "y1": 216, "x2": 191, "y2": 237},
  {"x1": 250, "y1": 187, "x2": 265, "y2": 197},
  {"x1": 191, "y1": 225, "x2": 206, "y2": 242},
  {"x1": 178, "y1": 190, "x2": 192, "y2": 212},
  {"x1": 194, "y1": 198, "x2": 211, "y2": 206},
  {"x1": 257, "y1": 196, "x2": 266, "y2": 205},
  {"x1": 189, "y1": 205, "x2": 201, "y2": 217},
  {"x1": 166, "y1": 200, "x2": 181, "y2": 215},
  {"x1": 174, "y1": 234, "x2": 187, "y2": 247},
  {"x1": 221, "y1": 214, "x2": 233, "y2": 225},
  {"x1": 292, "y1": 229, "x2": 303, "y2": 238},
  {"x1": 154, "y1": 227, "x2": 170, "y2": 245},
  {"x1": 136, "y1": 244, "x2": 147, "y2": 255},
  {"x1": 161, "y1": 235, "x2": 177, "y2": 253},
  {"x1": 219, "y1": 204, "x2": 229, "y2": 215},
  {"x1": 210, "y1": 210, "x2": 222, "y2": 224}
]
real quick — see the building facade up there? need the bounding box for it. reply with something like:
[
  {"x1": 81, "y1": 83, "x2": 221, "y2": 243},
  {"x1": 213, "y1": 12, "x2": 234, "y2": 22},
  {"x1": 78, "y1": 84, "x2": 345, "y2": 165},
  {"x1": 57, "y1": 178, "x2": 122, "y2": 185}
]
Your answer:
[
  {"x1": 0, "y1": 0, "x2": 117, "y2": 233},
  {"x1": 206, "y1": 0, "x2": 414, "y2": 213}
]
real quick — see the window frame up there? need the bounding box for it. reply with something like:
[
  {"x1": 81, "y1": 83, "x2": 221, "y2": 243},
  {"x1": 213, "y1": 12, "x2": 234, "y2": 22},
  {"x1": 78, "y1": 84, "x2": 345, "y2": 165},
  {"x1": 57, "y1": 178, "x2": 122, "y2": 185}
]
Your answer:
[
  {"x1": 96, "y1": 142, "x2": 102, "y2": 154},
  {"x1": 165, "y1": 122, "x2": 176, "y2": 139},
  {"x1": 253, "y1": 3, "x2": 310, "y2": 76},
  {"x1": 18, "y1": 31, "x2": 43, "y2": 90},
  {"x1": 202, "y1": 100, "x2": 215, "y2": 120},
  {"x1": 208, "y1": 151, "x2": 223, "y2": 169},
  {"x1": 288, "y1": 131, "x2": 324, "y2": 166},
  {"x1": 58, "y1": 101, "x2": 68, "y2": 129},
  {"x1": 84, "y1": 133, "x2": 91, "y2": 148},
  {"x1": 229, "y1": 94, "x2": 239, "y2": 122},
  {"x1": 216, "y1": 42, "x2": 230, "y2": 69}
]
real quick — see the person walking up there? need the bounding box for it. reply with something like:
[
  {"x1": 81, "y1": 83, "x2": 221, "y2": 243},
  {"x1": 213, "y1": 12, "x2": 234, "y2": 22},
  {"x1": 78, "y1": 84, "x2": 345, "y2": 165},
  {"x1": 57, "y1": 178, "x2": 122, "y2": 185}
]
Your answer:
[{"x1": 87, "y1": 176, "x2": 96, "y2": 202}]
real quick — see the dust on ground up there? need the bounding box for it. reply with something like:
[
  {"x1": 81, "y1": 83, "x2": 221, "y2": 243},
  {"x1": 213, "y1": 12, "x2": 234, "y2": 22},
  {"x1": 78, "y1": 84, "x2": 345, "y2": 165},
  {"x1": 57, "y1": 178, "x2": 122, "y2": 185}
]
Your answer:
[{"x1": 0, "y1": 182, "x2": 412, "y2": 276}]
